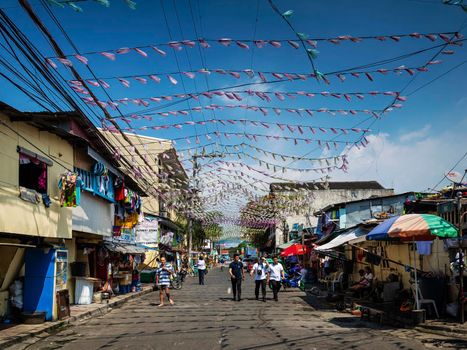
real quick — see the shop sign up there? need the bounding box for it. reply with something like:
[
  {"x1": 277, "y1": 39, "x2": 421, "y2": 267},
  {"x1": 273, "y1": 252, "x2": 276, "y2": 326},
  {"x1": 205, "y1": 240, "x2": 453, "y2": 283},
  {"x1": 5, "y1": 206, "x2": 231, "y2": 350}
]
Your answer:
[
  {"x1": 116, "y1": 228, "x2": 135, "y2": 242},
  {"x1": 135, "y1": 218, "x2": 159, "y2": 244}
]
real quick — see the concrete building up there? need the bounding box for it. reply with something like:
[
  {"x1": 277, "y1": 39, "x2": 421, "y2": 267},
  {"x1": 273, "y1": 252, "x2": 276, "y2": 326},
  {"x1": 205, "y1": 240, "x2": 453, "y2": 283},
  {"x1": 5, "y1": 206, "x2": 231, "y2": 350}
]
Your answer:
[
  {"x1": 99, "y1": 130, "x2": 189, "y2": 267},
  {"x1": 0, "y1": 102, "x2": 149, "y2": 320},
  {"x1": 0, "y1": 103, "x2": 76, "y2": 320},
  {"x1": 270, "y1": 181, "x2": 394, "y2": 246}
]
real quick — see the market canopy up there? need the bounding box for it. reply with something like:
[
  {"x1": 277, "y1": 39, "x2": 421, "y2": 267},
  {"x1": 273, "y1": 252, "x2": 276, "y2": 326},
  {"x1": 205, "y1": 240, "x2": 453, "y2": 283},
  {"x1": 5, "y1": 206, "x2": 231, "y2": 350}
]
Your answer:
[
  {"x1": 280, "y1": 243, "x2": 310, "y2": 257},
  {"x1": 315, "y1": 226, "x2": 370, "y2": 251},
  {"x1": 366, "y1": 214, "x2": 458, "y2": 241}
]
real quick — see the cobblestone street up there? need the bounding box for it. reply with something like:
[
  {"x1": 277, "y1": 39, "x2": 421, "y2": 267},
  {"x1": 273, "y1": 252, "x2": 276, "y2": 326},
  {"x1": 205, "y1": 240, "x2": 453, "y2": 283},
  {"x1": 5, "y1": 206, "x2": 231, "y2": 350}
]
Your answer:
[{"x1": 7, "y1": 268, "x2": 466, "y2": 350}]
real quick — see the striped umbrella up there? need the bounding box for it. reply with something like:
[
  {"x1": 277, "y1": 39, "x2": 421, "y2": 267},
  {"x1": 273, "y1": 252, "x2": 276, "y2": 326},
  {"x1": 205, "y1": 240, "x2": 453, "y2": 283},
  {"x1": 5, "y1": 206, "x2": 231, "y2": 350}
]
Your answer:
[
  {"x1": 367, "y1": 214, "x2": 458, "y2": 241},
  {"x1": 366, "y1": 214, "x2": 458, "y2": 310}
]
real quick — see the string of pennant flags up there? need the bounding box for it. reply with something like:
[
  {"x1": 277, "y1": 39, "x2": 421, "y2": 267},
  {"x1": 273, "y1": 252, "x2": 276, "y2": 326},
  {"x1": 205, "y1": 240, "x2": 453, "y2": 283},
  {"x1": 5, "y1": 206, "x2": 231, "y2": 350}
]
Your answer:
[
  {"x1": 197, "y1": 157, "x2": 349, "y2": 175},
  {"x1": 98, "y1": 104, "x2": 393, "y2": 120},
  {"x1": 103, "y1": 128, "x2": 369, "y2": 148},
  {"x1": 47, "y1": 31, "x2": 461, "y2": 65},
  {"x1": 46, "y1": 0, "x2": 137, "y2": 12},
  {"x1": 185, "y1": 152, "x2": 348, "y2": 172},
  {"x1": 72, "y1": 88, "x2": 404, "y2": 105},
  {"x1": 177, "y1": 143, "x2": 348, "y2": 164},
  {"x1": 181, "y1": 151, "x2": 349, "y2": 171},
  {"x1": 200, "y1": 177, "x2": 267, "y2": 191},
  {"x1": 200, "y1": 177, "x2": 270, "y2": 194},
  {"x1": 109, "y1": 118, "x2": 372, "y2": 135},
  {"x1": 69, "y1": 61, "x2": 446, "y2": 92},
  {"x1": 198, "y1": 168, "x2": 280, "y2": 188},
  {"x1": 199, "y1": 165, "x2": 317, "y2": 185}
]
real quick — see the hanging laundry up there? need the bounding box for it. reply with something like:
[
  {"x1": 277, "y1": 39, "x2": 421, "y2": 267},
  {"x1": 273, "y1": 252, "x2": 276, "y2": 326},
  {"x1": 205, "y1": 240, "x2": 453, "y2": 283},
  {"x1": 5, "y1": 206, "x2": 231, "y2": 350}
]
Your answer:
[
  {"x1": 416, "y1": 241, "x2": 433, "y2": 255},
  {"x1": 114, "y1": 177, "x2": 125, "y2": 201},
  {"x1": 58, "y1": 172, "x2": 83, "y2": 207}
]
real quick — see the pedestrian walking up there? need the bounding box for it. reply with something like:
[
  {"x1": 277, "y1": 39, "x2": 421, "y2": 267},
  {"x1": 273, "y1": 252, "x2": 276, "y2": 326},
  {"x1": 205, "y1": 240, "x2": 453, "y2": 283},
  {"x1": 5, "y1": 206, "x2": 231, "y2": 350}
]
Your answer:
[
  {"x1": 251, "y1": 256, "x2": 268, "y2": 301},
  {"x1": 267, "y1": 256, "x2": 285, "y2": 302},
  {"x1": 197, "y1": 255, "x2": 207, "y2": 285},
  {"x1": 155, "y1": 256, "x2": 175, "y2": 307},
  {"x1": 229, "y1": 253, "x2": 244, "y2": 301},
  {"x1": 220, "y1": 257, "x2": 225, "y2": 271}
]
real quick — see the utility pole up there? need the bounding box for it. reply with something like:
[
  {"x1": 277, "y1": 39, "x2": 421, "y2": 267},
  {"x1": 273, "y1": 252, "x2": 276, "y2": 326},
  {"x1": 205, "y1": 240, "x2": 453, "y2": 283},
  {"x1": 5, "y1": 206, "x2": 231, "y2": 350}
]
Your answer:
[
  {"x1": 456, "y1": 191, "x2": 465, "y2": 323},
  {"x1": 188, "y1": 152, "x2": 225, "y2": 265}
]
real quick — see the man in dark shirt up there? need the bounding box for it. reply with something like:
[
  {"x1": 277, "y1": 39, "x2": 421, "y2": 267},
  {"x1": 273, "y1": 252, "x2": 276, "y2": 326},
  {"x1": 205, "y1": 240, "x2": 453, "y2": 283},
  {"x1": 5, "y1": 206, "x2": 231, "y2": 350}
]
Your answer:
[{"x1": 229, "y1": 254, "x2": 244, "y2": 301}]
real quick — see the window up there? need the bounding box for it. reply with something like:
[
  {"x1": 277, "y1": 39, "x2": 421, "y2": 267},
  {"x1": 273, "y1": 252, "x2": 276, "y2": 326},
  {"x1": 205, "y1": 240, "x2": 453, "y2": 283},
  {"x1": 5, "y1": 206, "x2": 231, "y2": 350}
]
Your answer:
[{"x1": 18, "y1": 151, "x2": 49, "y2": 194}]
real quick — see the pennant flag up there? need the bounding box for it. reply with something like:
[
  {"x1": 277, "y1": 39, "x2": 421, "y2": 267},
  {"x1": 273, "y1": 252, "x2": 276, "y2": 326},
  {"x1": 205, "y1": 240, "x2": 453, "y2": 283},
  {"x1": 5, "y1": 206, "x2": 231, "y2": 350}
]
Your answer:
[
  {"x1": 134, "y1": 48, "x2": 148, "y2": 57},
  {"x1": 100, "y1": 52, "x2": 116, "y2": 60}
]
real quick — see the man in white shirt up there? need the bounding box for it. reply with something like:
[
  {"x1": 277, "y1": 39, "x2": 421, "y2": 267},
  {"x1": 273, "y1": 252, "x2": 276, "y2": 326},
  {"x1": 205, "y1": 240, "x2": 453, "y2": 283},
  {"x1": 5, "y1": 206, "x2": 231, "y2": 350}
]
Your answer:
[
  {"x1": 197, "y1": 256, "x2": 207, "y2": 285},
  {"x1": 267, "y1": 256, "x2": 285, "y2": 302},
  {"x1": 250, "y1": 256, "x2": 268, "y2": 302}
]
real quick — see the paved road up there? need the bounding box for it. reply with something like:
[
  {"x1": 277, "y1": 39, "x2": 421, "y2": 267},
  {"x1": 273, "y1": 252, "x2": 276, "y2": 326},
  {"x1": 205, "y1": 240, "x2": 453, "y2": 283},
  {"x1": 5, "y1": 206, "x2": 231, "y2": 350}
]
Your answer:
[{"x1": 11, "y1": 267, "x2": 466, "y2": 350}]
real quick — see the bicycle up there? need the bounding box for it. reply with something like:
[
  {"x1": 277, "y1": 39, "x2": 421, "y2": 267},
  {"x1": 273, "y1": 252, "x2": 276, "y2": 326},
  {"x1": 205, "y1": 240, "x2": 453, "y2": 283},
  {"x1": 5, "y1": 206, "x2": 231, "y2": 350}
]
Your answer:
[{"x1": 170, "y1": 272, "x2": 183, "y2": 290}]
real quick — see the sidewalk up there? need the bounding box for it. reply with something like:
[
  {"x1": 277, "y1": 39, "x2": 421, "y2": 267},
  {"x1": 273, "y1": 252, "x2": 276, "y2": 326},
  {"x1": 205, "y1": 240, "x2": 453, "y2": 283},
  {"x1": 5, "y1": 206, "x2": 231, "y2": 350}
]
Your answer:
[
  {"x1": 415, "y1": 319, "x2": 467, "y2": 340},
  {"x1": 303, "y1": 292, "x2": 467, "y2": 340},
  {"x1": 0, "y1": 285, "x2": 154, "y2": 349}
]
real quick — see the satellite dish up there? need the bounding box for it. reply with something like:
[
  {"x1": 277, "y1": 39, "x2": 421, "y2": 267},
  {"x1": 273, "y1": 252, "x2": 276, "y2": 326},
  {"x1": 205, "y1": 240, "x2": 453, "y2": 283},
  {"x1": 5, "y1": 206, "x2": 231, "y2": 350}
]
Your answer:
[{"x1": 446, "y1": 171, "x2": 463, "y2": 183}]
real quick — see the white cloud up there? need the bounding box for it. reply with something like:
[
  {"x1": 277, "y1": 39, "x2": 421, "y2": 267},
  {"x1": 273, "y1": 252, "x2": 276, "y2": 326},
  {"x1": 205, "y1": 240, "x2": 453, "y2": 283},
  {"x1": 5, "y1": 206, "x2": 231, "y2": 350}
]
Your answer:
[
  {"x1": 330, "y1": 125, "x2": 467, "y2": 193},
  {"x1": 399, "y1": 124, "x2": 431, "y2": 142}
]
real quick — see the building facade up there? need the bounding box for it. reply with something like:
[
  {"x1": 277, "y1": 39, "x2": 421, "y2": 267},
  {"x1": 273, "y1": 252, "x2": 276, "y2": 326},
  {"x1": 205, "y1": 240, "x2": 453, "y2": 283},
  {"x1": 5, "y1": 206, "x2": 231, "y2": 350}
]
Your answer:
[{"x1": 270, "y1": 181, "x2": 394, "y2": 246}]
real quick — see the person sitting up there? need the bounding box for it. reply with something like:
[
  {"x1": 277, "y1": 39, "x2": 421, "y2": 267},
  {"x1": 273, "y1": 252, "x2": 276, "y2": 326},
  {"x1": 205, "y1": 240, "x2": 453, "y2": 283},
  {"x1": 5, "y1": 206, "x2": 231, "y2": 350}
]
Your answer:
[{"x1": 350, "y1": 267, "x2": 373, "y2": 291}]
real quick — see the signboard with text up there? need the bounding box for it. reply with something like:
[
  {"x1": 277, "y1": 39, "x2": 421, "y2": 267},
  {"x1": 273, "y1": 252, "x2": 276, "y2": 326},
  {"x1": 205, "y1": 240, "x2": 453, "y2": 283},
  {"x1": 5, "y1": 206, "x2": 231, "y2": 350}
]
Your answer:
[{"x1": 135, "y1": 218, "x2": 159, "y2": 244}]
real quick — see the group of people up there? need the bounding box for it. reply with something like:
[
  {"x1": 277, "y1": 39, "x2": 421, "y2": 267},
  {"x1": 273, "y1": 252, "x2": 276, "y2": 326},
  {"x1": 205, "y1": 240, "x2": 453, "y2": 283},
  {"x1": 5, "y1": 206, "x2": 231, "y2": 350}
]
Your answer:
[
  {"x1": 228, "y1": 254, "x2": 285, "y2": 302},
  {"x1": 154, "y1": 254, "x2": 287, "y2": 307}
]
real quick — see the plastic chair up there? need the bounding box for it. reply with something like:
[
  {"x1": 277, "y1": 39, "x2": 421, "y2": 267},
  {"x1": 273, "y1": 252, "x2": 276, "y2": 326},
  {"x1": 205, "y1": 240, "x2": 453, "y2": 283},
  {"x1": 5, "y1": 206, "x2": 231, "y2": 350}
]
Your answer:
[
  {"x1": 411, "y1": 284, "x2": 439, "y2": 318},
  {"x1": 330, "y1": 272, "x2": 344, "y2": 292},
  {"x1": 319, "y1": 272, "x2": 336, "y2": 289}
]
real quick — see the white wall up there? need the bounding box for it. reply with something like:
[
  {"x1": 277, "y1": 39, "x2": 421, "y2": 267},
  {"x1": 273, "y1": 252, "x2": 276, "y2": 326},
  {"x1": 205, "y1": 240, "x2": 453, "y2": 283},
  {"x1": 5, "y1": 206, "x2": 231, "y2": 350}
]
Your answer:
[{"x1": 72, "y1": 192, "x2": 114, "y2": 236}]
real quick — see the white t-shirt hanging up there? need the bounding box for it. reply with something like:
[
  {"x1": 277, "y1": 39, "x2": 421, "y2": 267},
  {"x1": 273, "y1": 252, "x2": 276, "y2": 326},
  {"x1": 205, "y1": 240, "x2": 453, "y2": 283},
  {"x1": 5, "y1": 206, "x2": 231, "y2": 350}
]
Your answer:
[
  {"x1": 252, "y1": 263, "x2": 268, "y2": 280},
  {"x1": 268, "y1": 263, "x2": 284, "y2": 281}
]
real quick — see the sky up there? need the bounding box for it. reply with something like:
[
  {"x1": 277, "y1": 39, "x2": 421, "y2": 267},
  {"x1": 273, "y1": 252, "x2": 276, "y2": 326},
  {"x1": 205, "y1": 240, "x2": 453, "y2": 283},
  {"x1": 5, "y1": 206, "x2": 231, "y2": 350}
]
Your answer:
[{"x1": 1, "y1": 0, "x2": 466, "y2": 208}]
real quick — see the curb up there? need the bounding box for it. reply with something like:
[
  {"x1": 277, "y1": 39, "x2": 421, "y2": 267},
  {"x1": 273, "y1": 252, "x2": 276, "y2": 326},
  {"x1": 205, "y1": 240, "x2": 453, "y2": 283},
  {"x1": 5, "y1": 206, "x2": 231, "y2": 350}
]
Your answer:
[{"x1": 0, "y1": 288, "x2": 154, "y2": 349}]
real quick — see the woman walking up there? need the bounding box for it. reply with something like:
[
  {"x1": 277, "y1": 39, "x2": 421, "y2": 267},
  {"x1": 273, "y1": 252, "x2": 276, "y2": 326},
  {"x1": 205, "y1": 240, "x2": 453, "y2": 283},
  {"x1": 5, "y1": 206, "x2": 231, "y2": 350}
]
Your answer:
[{"x1": 197, "y1": 255, "x2": 207, "y2": 285}]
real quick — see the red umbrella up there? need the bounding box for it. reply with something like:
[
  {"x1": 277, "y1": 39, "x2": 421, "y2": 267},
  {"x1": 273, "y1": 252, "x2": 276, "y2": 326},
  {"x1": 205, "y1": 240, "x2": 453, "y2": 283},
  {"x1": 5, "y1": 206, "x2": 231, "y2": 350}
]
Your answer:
[{"x1": 280, "y1": 243, "x2": 309, "y2": 257}]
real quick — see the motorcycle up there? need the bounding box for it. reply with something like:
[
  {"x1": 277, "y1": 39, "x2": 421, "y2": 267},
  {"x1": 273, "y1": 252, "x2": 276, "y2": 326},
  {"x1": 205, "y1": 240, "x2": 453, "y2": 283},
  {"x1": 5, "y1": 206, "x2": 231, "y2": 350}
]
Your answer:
[{"x1": 269, "y1": 272, "x2": 301, "y2": 291}]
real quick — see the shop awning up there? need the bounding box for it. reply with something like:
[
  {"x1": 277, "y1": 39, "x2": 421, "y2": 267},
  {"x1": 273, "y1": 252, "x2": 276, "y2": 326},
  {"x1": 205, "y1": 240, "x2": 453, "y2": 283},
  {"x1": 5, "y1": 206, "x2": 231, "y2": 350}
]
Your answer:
[
  {"x1": 314, "y1": 230, "x2": 341, "y2": 246},
  {"x1": 315, "y1": 226, "x2": 370, "y2": 251},
  {"x1": 105, "y1": 242, "x2": 149, "y2": 254}
]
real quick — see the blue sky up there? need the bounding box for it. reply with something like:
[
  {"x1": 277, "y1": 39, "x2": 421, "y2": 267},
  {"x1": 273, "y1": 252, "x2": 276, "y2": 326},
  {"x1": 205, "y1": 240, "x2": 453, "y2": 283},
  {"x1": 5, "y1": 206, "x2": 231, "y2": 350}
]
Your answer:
[{"x1": 1, "y1": 0, "x2": 466, "y2": 197}]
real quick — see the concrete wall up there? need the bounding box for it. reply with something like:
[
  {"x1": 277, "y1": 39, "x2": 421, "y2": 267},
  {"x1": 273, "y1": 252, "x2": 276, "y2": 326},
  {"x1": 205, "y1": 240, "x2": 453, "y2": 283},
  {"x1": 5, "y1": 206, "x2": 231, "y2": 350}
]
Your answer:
[
  {"x1": 0, "y1": 113, "x2": 73, "y2": 239},
  {"x1": 72, "y1": 192, "x2": 114, "y2": 237}
]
